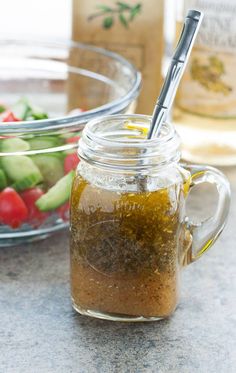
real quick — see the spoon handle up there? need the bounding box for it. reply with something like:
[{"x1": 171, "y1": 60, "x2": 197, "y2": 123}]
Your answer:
[{"x1": 148, "y1": 9, "x2": 203, "y2": 139}]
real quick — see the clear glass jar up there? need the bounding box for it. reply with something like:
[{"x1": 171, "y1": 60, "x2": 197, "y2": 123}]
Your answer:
[{"x1": 70, "y1": 114, "x2": 230, "y2": 321}]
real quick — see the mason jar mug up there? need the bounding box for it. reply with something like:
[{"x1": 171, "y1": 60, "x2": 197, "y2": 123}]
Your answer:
[{"x1": 70, "y1": 114, "x2": 230, "y2": 321}]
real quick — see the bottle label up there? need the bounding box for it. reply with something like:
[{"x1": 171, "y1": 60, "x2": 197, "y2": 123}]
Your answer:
[{"x1": 176, "y1": 0, "x2": 236, "y2": 118}]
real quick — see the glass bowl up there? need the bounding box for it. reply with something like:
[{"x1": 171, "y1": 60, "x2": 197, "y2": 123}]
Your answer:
[{"x1": 0, "y1": 39, "x2": 141, "y2": 246}]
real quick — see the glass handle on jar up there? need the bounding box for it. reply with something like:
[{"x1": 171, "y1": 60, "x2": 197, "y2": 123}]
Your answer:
[{"x1": 184, "y1": 165, "x2": 231, "y2": 264}]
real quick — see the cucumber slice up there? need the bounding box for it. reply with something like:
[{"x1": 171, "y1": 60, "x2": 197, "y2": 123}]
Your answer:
[
  {"x1": 13, "y1": 98, "x2": 49, "y2": 121},
  {"x1": 36, "y1": 170, "x2": 75, "y2": 212},
  {"x1": 1, "y1": 155, "x2": 43, "y2": 184},
  {"x1": 0, "y1": 104, "x2": 6, "y2": 113},
  {"x1": 28, "y1": 136, "x2": 63, "y2": 150},
  {"x1": 29, "y1": 112, "x2": 48, "y2": 120},
  {"x1": 0, "y1": 169, "x2": 7, "y2": 190},
  {"x1": 12, "y1": 173, "x2": 43, "y2": 192},
  {"x1": 1, "y1": 138, "x2": 30, "y2": 152},
  {"x1": 31, "y1": 154, "x2": 64, "y2": 188},
  {"x1": 12, "y1": 98, "x2": 31, "y2": 120}
]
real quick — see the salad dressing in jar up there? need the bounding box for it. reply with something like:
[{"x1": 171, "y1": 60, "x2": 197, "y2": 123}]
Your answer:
[{"x1": 70, "y1": 114, "x2": 230, "y2": 321}]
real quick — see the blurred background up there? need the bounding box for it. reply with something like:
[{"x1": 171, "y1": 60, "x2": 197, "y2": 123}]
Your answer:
[
  {"x1": 0, "y1": 0, "x2": 71, "y2": 40},
  {"x1": 0, "y1": 0, "x2": 173, "y2": 42}
]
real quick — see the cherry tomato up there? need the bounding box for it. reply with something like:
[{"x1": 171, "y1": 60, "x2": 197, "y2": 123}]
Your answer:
[
  {"x1": 0, "y1": 188, "x2": 28, "y2": 228},
  {"x1": 20, "y1": 188, "x2": 49, "y2": 228},
  {"x1": 66, "y1": 135, "x2": 80, "y2": 144},
  {"x1": 1, "y1": 111, "x2": 20, "y2": 122},
  {"x1": 64, "y1": 153, "x2": 80, "y2": 174},
  {"x1": 57, "y1": 202, "x2": 70, "y2": 222}
]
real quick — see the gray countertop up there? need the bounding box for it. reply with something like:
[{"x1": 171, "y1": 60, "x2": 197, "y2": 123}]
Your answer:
[{"x1": 0, "y1": 168, "x2": 236, "y2": 373}]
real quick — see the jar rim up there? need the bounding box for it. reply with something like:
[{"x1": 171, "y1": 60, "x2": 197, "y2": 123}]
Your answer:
[
  {"x1": 84, "y1": 114, "x2": 176, "y2": 146},
  {"x1": 78, "y1": 114, "x2": 181, "y2": 170}
]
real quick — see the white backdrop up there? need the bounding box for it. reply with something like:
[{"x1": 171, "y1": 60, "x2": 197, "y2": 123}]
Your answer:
[
  {"x1": 0, "y1": 0, "x2": 71, "y2": 40},
  {"x1": 0, "y1": 0, "x2": 174, "y2": 43}
]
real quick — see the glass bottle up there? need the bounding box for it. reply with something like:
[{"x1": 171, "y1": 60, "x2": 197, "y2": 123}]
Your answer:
[
  {"x1": 173, "y1": 0, "x2": 236, "y2": 165},
  {"x1": 70, "y1": 114, "x2": 230, "y2": 321}
]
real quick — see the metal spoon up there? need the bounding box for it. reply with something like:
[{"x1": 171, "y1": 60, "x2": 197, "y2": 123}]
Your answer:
[{"x1": 147, "y1": 9, "x2": 204, "y2": 139}]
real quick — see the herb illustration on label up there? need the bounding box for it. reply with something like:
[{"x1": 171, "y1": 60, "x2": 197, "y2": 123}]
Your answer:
[
  {"x1": 190, "y1": 56, "x2": 232, "y2": 95},
  {"x1": 88, "y1": 2, "x2": 142, "y2": 29}
]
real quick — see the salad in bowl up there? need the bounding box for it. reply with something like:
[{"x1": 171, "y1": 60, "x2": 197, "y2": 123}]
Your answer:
[{"x1": 0, "y1": 40, "x2": 141, "y2": 246}]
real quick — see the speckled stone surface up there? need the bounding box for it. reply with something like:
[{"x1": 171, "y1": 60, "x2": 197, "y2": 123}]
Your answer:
[{"x1": 0, "y1": 168, "x2": 236, "y2": 373}]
